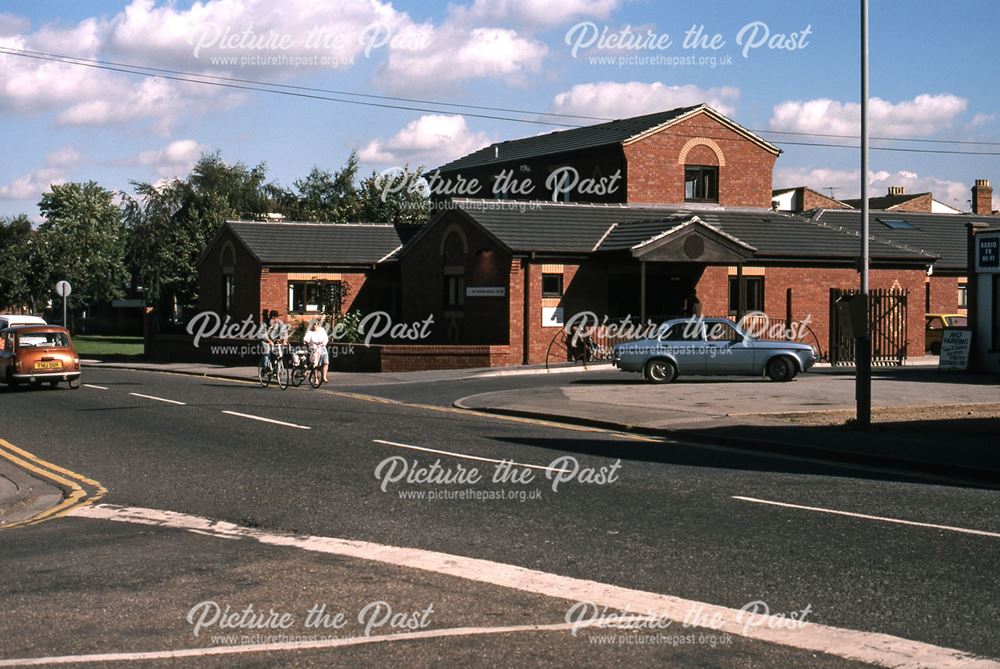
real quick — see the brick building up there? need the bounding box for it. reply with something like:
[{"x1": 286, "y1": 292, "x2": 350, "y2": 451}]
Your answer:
[
  {"x1": 197, "y1": 221, "x2": 419, "y2": 324},
  {"x1": 193, "y1": 105, "x2": 1000, "y2": 370},
  {"x1": 399, "y1": 200, "x2": 934, "y2": 364},
  {"x1": 434, "y1": 104, "x2": 781, "y2": 208}
]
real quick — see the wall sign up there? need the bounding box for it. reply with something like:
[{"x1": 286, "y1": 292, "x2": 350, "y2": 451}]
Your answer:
[
  {"x1": 466, "y1": 286, "x2": 506, "y2": 297},
  {"x1": 938, "y1": 329, "x2": 972, "y2": 371},
  {"x1": 976, "y1": 234, "x2": 1000, "y2": 273},
  {"x1": 542, "y1": 307, "x2": 564, "y2": 327}
]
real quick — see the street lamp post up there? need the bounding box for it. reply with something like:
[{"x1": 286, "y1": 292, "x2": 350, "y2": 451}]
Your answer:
[{"x1": 857, "y1": 0, "x2": 872, "y2": 428}]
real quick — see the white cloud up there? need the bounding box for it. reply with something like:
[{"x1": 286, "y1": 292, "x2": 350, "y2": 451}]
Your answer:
[
  {"x1": 769, "y1": 94, "x2": 968, "y2": 137},
  {"x1": 44, "y1": 146, "x2": 81, "y2": 168},
  {"x1": 0, "y1": 12, "x2": 30, "y2": 37},
  {"x1": 378, "y1": 26, "x2": 547, "y2": 94},
  {"x1": 359, "y1": 114, "x2": 492, "y2": 167},
  {"x1": 774, "y1": 166, "x2": 975, "y2": 210},
  {"x1": 969, "y1": 113, "x2": 995, "y2": 127},
  {"x1": 449, "y1": 0, "x2": 620, "y2": 27},
  {"x1": 550, "y1": 81, "x2": 739, "y2": 119},
  {"x1": 133, "y1": 139, "x2": 206, "y2": 178},
  {"x1": 0, "y1": 167, "x2": 65, "y2": 201}
]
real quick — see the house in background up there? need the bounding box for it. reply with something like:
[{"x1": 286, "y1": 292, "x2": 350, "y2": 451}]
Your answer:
[
  {"x1": 771, "y1": 186, "x2": 851, "y2": 213},
  {"x1": 197, "y1": 221, "x2": 420, "y2": 324},
  {"x1": 842, "y1": 186, "x2": 964, "y2": 214}
]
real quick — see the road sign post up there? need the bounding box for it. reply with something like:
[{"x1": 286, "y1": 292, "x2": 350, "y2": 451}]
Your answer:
[{"x1": 55, "y1": 280, "x2": 72, "y2": 330}]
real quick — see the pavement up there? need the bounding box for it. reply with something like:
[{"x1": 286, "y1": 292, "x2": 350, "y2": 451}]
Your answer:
[{"x1": 0, "y1": 453, "x2": 64, "y2": 528}]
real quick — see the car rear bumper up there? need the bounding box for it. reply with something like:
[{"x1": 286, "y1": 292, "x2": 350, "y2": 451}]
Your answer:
[{"x1": 10, "y1": 371, "x2": 80, "y2": 382}]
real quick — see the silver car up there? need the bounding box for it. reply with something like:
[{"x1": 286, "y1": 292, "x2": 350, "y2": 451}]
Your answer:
[{"x1": 612, "y1": 318, "x2": 816, "y2": 384}]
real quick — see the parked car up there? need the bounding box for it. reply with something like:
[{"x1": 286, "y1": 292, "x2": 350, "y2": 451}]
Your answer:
[
  {"x1": 925, "y1": 313, "x2": 968, "y2": 355},
  {"x1": 0, "y1": 314, "x2": 46, "y2": 330},
  {"x1": 0, "y1": 325, "x2": 81, "y2": 389},
  {"x1": 612, "y1": 317, "x2": 817, "y2": 384}
]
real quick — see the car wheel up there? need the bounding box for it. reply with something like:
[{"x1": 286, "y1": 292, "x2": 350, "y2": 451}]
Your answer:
[
  {"x1": 68, "y1": 378, "x2": 80, "y2": 390},
  {"x1": 766, "y1": 356, "x2": 797, "y2": 382},
  {"x1": 644, "y1": 358, "x2": 677, "y2": 384},
  {"x1": 929, "y1": 342, "x2": 941, "y2": 356}
]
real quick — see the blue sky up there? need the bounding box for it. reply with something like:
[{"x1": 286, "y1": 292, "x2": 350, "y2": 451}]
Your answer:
[{"x1": 1, "y1": 0, "x2": 997, "y2": 218}]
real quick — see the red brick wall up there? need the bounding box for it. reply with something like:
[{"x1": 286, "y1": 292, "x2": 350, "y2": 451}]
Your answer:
[
  {"x1": 400, "y1": 212, "x2": 514, "y2": 345},
  {"x1": 889, "y1": 193, "x2": 932, "y2": 213},
  {"x1": 700, "y1": 266, "x2": 927, "y2": 358},
  {"x1": 197, "y1": 227, "x2": 261, "y2": 321},
  {"x1": 381, "y1": 345, "x2": 512, "y2": 372},
  {"x1": 927, "y1": 276, "x2": 959, "y2": 314},
  {"x1": 802, "y1": 189, "x2": 851, "y2": 211},
  {"x1": 624, "y1": 112, "x2": 778, "y2": 208}
]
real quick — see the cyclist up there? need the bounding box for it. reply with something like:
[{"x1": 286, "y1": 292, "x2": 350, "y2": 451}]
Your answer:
[
  {"x1": 303, "y1": 319, "x2": 329, "y2": 384},
  {"x1": 260, "y1": 310, "x2": 289, "y2": 372}
]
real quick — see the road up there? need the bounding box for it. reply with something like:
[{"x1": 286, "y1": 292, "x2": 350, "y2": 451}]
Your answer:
[{"x1": 1, "y1": 367, "x2": 998, "y2": 668}]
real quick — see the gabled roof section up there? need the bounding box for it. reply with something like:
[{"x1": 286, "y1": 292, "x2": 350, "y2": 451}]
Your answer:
[
  {"x1": 444, "y1": 199, "x2": 934, "y2": 264},
  {"x1": 221, "y1": 221, "x2": 421, "y2": 266},
  {"x1": 810, "y1": 209, "x2": 1000, "y2": 271},
  {"x1": 435, "y1": 105, "x2": 779, "y2": 173},
  {"x1": 630, "y1": 216, "x2": 757, "y2": 254}
]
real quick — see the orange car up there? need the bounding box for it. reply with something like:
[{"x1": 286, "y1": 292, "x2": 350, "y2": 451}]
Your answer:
[{"x1": 0, "y1": 325, "x2": 81, "y2": 389}]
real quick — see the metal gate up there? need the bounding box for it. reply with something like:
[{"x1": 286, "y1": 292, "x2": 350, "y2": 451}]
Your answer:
[{"x1": 829, "y1": 288, "x2": 909, "y2": 366}]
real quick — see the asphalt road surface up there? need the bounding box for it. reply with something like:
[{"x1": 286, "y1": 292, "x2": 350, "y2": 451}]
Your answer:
[{"x1": 1, "y1": 367, "x2": 998, "y2": 668}]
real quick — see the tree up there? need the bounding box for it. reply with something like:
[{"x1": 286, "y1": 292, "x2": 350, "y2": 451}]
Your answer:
[
  {"x1": 124, "y1": 153, "x2": 273, "y2": 315},
  {"x1": 38, "y1": 182, "x2": 128, "y2": 309},
  {"x1": 268, "y1": 152, "x2": 360, "y2": 222},
  {"x1": 0, "y1": 215, "x2": 52, "y2": 314},
  {"x1": 356, "y1": 165, "x2": 431, "y2": 225}
]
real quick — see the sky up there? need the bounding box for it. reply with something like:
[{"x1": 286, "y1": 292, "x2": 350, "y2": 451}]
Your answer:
[{"x1": 1, "y1": 0, "x2": 998, "y2": 219}]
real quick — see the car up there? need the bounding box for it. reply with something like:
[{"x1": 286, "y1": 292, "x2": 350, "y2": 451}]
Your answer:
[
  {"x1": 0, "y1": 314, "x2": 46, "y2": 330},
  {"x1": 0, "y1": 325, "x2": 81, "y2": 389},
  {"x1": 925, "y1": 313, "x2": 968, "y2": 355},
  {"x1": 611, "y1": 317, "x2": 817, "y2": 384}
]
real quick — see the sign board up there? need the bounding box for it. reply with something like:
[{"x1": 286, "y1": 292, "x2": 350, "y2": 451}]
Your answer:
[
  {"x1": 938, "y1": 328, "x2": 972, "y2": 371},
  {"x1": 466, "y1": 286, "x2": 505, "y2": 297},
  {"x1": 55, "y1": 280, "x2": 72, "y2": 297},
  {"x1": 541, "y1": 307, "x2": 564, "y2": 327},
  {"x1": 976, "y1": 234, "x2": 1000, "y2": 273}
]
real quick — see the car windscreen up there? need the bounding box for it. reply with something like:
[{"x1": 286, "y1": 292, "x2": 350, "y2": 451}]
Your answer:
[
  {"x1": 948, "y1": 317, "x2": 968, "y2": 327},
  {"x1": 17, "y1": 332, "x2": 70, "y2": 348}
]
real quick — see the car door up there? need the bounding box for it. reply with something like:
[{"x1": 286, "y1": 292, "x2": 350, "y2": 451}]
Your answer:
[
  {"x1": 703, "y1": 321, "x2": 756, "y2": 374},
  {"x1": 659, "y1": 321, "x2": 706, "y2": 374}
]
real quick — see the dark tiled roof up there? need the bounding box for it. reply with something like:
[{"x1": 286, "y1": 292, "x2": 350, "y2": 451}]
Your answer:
[
  {"x1": 842, "y1": 193, "x2": 928, "y2": 210},
  {"x1": 812, "y1": 209, "x2": 1000, "y2": 271},
  {"x1": 436, "y1": 105, "x2": 779, "y2": 173},
  {"x1": 226, "y1": 221, "x2": 421, "y2": 265},
  {"x1": 451, "y1": 200, "x2": 935, "y2": 263}
]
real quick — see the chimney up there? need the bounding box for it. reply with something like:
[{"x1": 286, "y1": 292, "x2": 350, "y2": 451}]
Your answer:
[
  {"x1": 887, "y1": 186, "x2": 905, "y2": 196},
  {"x1": 972, "y1": 179, "x2": 993, "y2": 215}
]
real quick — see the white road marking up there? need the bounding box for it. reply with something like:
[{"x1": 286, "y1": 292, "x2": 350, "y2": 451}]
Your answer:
[
  {"x1": 373, "y1": 439, "x2": 571, "y2": 474},
  {"x1": 221, "y1": 410, "x2": 311, "y2": 430},
  {"x1": 0, "y1": 619, "x2": 647, "y2": 667},
  {"x1": 82, "y1": 384, "x2": 108, "y2": 390},
  {"x1": 733, "y1": 496, "x2": 1000, "y2": 539},
  {"x1": 128, "y1": 393, "x2": 186, "y2": 406},
  {"x1": 68, "y1": 503, "x2": 1000, "y2": 669}
]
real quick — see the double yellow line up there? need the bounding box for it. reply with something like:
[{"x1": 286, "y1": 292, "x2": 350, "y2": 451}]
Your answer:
[{"x1": 0, "y1": 438, "x2": 107, "y2": 530}]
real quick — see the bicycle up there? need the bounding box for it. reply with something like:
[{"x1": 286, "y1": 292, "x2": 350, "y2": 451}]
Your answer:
[
  {"x1": 258, "y1": 343, "x2": 290, "y2": 390},
  {"x1": 289, "y1": 345, "x2": 325, "y2": 389}
]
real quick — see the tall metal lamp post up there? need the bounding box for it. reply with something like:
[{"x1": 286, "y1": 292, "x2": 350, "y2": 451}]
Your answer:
[{"x1": 857, "y1": 0, "x2": 872, "y2": 428}]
